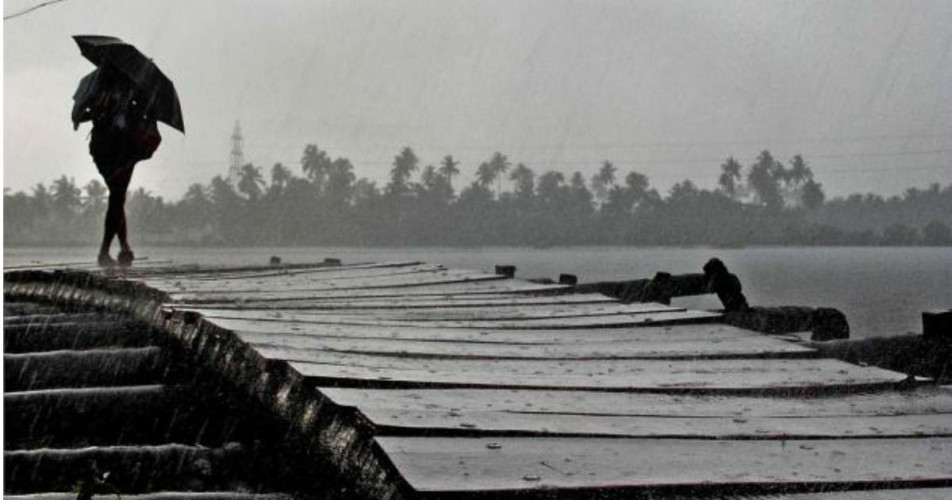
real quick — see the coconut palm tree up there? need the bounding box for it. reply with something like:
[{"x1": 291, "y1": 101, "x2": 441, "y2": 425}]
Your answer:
[
  {"x1": 747, "y1": 150, "x2": 784, "y2": 210},
  {"x1": 438, "y1": 155, "x2": 460, "y2": 188},
  {"x1": 177, "y1": 183, "x2": 214, "y2": 232},
  {"x1": 779, "y1": 154, "x2": 815, "y2": 208},
  {"x1": 269, "y1": 162, "x2": 293, "y2": 197},
  {"x1": 301, "y1": 144, "x2": 332, "y2": 190},
  {"x1": 718, "y1": 157, "x2": 743, "y2": 200},
  {"x1": 625, "y1": 171, "x2": 649, "y2": 199},
  {"x1": 51, "y1": 176, "x2": 82, "y2": 219},
  {"x1": 387, "y1": 147, "x2": 419, "y2": 198},
  {"x1": 475, "y1": 161, "x2": 495, "y2": 189},
  {"x1": 421, "y1": 165, "x2": 438, "y2": 189},
  {"x1": 536, "y1": 171, "x2": 566, "y2": 207},
  {"x1": 83, "y1": 180, "x2": 108, "y2": 216},
  {"x1": 325, "y1": 158, "x2": 356, "y2": 207},
  {"x1": 591, "y1": 161, "x2": 617, "y2": 204},
  {"x1": 788, "y1": 155, "x2": 812, "y2": 187},
  {"x1": 237, "y1": 163, "x2": 265, "y2": 202},
  {"x1": 183, "y1": 183, "x2": 209, "y2": 204},
  {"x1": 508, "y1": 163, "x2": 536, "y2": 202},
  {"x1": 600, "y1": 171, "x2": 651, "y2": 215},
  {"x1": 487, "y1": 152, "x2": 510, "y2": 196}
]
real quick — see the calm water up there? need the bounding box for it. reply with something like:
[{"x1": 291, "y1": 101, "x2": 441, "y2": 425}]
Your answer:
[{"x1": 5, "y1": 246, "x2": 950, "y2": 339}]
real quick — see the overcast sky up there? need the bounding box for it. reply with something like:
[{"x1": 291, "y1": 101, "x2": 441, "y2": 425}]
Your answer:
[{"x1": 4, "y1": 0, "x2": 951, "y2": 200}]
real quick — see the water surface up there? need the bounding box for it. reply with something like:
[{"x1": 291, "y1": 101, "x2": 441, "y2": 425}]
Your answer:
[{"x1": 5, "y1": 246, "x2": 950, "y2": 338}]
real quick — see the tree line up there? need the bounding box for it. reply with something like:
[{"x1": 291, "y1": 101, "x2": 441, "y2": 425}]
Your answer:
[{"x1": 5, "y1": 146, "x2": 951, "y2": 247}]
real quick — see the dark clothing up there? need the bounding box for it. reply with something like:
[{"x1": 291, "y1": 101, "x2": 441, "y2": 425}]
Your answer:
[
  {"x1": 90, "y1": 117, "x2": 161, "y2": 176},
  {"x1": 87, "y1": 67, "x2": 162, "y2": 175}
]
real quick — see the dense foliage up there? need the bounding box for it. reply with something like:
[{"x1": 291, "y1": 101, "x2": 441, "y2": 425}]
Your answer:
[{"x1": 5, "y1": 146, "x2": 951, "y2": 247}]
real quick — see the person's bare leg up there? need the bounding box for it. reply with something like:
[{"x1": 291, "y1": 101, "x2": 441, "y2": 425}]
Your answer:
[
  {"x1": 117, "y1": 201, "x2": 129, "y2": 252},
  {"x1": 98, "y1": 215, "x2": 117, "y2": 266},
  {"x1": 114, "y1": 163, "x2": 136, "y2": 266},
  {"x1": 99, "y1": 184, "x2": 126, "y2": 266},
  {"x1": 117, "y1": 207, "x2": 135, "y2": 266},
  {"x1": 100, "y1": 163, "x2": 134, "y2": 266}
]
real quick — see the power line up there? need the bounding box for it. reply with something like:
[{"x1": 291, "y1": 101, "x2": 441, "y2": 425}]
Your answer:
[
  {"x1": 179, "y1": 157, "x2": 949, "y2": 175},
  {"x1": 255, "y1": 154, "x2": 952, "y2": 169},
  {"x1": 820, "y1": 165, "x2": 952, "y2": 175},
  {"x1": 201, "y1": 147, "x2": 952, "y2": 169},
  {"x1": 235, "y1": 132, "x2": 952, "y2": 152},
  {"x1": 466, "y1": 149, "x2": 952, "y2": 167},
  {"x1": 581, "y1": 165, "x2": 952, "y2": 180},
  {"x1": 3, "y1": 0, "x2": 70, "y2": 21}
]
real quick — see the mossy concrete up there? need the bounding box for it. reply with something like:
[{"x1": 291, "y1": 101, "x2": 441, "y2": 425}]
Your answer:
[{"x1": 5, "y1": 269, "x2": 413, "y2": 500}]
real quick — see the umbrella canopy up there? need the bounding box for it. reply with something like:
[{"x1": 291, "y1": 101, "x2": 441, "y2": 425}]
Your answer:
[{"x1": 72, "y1": 35, "x2": 184, "y2": 133}]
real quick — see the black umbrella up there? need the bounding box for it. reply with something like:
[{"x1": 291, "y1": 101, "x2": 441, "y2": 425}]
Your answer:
[{"x1": 72, "y1": 35, "x2": 184, "y2": 133}]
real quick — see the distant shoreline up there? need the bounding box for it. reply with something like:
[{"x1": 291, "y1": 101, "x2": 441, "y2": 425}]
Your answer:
[{"x1": 5, "y1": 242, "x2": 951, "y2": 249}]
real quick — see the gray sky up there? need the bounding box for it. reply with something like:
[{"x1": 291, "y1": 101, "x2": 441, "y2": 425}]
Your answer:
[{"x1": 4, "y1": 0, "x2": 951, "y2": 200}]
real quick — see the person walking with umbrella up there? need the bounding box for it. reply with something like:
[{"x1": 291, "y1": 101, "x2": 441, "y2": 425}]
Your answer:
[{"x1": 71, "y1": 35, "x2": 184, "y2": 267}]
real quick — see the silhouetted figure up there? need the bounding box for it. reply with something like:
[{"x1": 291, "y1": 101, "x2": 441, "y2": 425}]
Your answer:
[
  {"x1": 72, "y1": 35, "x2": 184, "y2": 268},
  {"x1": 86, "y1": 70, "x2": 161, "y2": 267}
]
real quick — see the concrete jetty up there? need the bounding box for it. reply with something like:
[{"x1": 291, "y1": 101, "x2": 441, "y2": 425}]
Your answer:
[{"x1": 5, "y1": 259, "x2": 951, "y2": 499}]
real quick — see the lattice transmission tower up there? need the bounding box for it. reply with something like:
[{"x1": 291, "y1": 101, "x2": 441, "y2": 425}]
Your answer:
[{"x1": 229, "y1": 121, "x2": 244, "y2": 185}]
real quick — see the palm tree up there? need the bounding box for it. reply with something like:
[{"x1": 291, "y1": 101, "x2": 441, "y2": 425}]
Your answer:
[
  {"x1": 747, "y1": 150, "x2": 784, "y2": 210},
  {"x1": 718, "y1": 157, "x2": 743, "y2": 200},
  {"x1": 508, "y1": 163, "x2": 536, "y2": 202},
  {"x1": 83, "y1": 180, "x2": 107, "y2": 215},
  {"x1": 421, "y1": 165, "x2": 439, "y2": 189},
  {"x1": 388, "y1": 147, "x2": 419, "y2": 197},
  {"x1": 51, "y1": 176, "x2": 82, "y2": 218},
  {"x1": 669, "y1": 179, "x2": 700, "y2": 201},
  {"x1": 183, "y1": 183, "x2": 209, "y2": 204},
  {"x1": 570, "y1": 172, "x2": 586, "y2": 186},
  {"x1": 600, "y1": 171, "x2": 650, "y2": 214},
  {"x1": 438, "y1": 155, "x2": 460, "y2": 187},
  {"x1": 179, "y1": 183, "x2": 213, "y2": 231},
  {"x1": 325, "y1": 158, "x2": 356, "y2": 207},
  {"x1": 419, "y1": 164, "x2": 455, "y2": 205},
  {"x1": 487, "y1": 152, "x2": 510, "y2": 196},
  {"x1": 301, "y1": 144, "x2": 332, "y2": 190},
  {"x1": 781, "y1": 154, "x2": 814, "y2": 208},
  {"x1": 270, "y1": 162, "x2": 293, "y2": 197},
  {"x1": 237, "y1": 163, "x2": 265, "y2": 202},
  {"x1": 591, "y1": 161, "x2": 617, "y2": 204},
  {"x1": 475, "y1": 161, "x2": 495, "y2": 189},
  {"x1": 209, "y1": 175, "x2": 241, "y2": 223},
  {"x1": 79, "y1": 180, "x2": 108, "y2": 237},
  {"x1": 788, "y1": 155, "x2": 812, "y2": 187},
  {"x1": 536, "y1": 171, "x2": 566, "y2": 207},
  {"x1": 624, "y1": 171, "x2": 649, "y2": 199}
]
